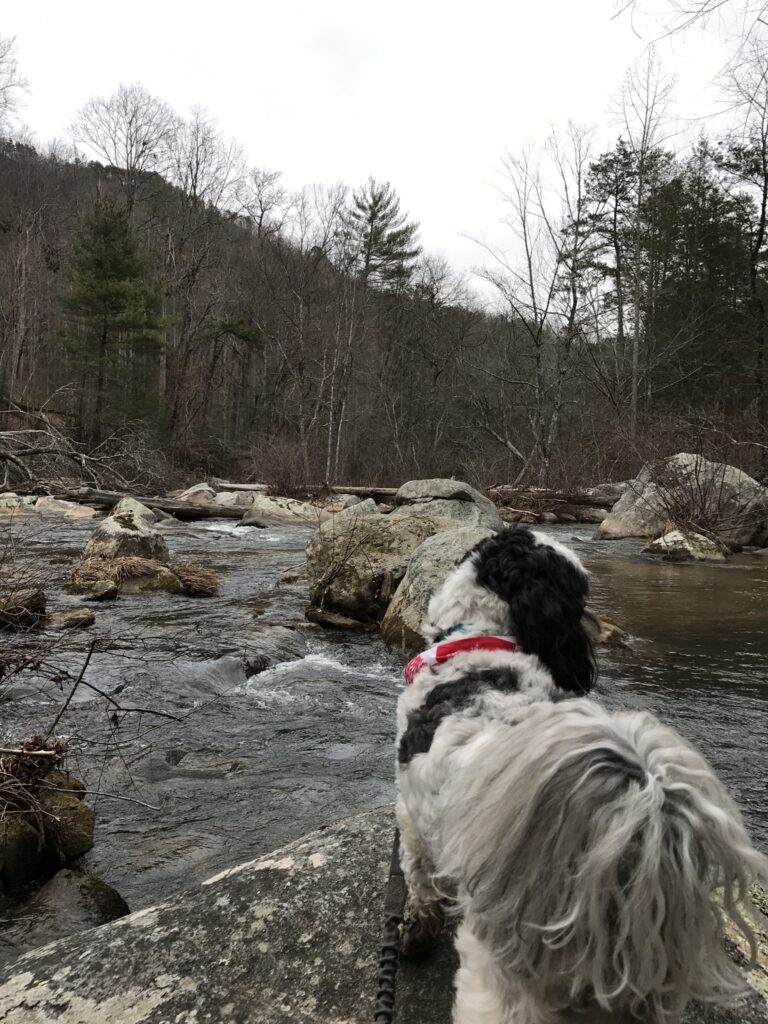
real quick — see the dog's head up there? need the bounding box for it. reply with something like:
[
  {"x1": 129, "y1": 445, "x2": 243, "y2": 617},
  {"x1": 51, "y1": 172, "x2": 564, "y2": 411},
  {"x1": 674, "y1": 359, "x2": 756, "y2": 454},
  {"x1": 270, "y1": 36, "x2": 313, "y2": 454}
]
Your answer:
[{"x1": 424, "y1": 526, "x2": 595, "y2": 695}]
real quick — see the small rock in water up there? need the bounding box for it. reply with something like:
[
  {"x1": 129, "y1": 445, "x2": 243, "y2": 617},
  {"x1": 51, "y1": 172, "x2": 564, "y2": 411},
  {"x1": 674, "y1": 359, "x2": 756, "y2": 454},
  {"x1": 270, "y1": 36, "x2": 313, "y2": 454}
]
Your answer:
[
  {"x1": 89, "y1": 580, "x2": 119, "y2": 601},
  {"x1": 305, "y1": 607, "x2": 374, "y2": 631},
  {"x1": 643, "y1": 529, "x2": 726, "y2": 562},
  {"x1": 46, "y1": 607, "x2": 95, "y2": 630}
]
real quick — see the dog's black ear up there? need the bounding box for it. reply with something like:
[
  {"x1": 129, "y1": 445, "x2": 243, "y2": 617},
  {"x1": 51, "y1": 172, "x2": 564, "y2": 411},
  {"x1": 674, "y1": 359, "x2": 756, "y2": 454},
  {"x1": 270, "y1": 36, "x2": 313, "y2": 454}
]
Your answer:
[{"x1": 472, "y1": 528, "x2": 595, "y2": 695}]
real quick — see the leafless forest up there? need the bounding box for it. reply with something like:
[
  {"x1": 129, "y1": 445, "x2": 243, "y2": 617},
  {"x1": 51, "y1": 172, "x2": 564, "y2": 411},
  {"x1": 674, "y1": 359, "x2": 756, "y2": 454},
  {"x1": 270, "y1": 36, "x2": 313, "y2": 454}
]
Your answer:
[{"x1": 2, "y1": 29, "x2": 768, "y2": 493}]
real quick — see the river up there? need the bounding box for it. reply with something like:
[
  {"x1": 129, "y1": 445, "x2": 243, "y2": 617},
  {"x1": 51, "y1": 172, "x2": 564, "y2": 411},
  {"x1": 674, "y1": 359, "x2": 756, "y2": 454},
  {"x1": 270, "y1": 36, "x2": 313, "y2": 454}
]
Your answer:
[{"x1": 2, "y1": 515, "x2": 767, "y2": 915}]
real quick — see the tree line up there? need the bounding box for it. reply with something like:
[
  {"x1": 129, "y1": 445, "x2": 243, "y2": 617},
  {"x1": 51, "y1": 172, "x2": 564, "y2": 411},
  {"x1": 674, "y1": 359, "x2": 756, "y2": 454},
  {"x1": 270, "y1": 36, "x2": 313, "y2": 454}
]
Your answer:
[{"x1": 1, "y1": 37, "x2": 767, "y2": 491}]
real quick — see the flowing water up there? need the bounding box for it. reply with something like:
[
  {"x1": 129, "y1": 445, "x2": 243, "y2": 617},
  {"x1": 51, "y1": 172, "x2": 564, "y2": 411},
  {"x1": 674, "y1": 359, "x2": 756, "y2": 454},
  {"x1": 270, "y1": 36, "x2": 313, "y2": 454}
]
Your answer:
[{"x1": 2, "y1": 516, "x2": 767, "y2": 915}]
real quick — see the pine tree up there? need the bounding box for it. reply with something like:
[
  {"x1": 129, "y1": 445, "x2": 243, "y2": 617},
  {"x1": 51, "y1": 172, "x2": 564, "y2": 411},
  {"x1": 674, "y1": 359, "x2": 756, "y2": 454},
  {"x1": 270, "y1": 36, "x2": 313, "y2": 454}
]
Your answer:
[
  {"x1": 343, "y1": 178, "x2": 421, "y2": 290},
  {"x1": 61, "y1": 198, "x2": 163, "y2": 444}
]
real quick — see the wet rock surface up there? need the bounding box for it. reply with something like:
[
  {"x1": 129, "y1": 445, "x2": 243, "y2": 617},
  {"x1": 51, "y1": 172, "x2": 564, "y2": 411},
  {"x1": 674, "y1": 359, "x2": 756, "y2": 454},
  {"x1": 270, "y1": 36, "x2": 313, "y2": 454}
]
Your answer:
[
  {"x1": 0, "y1": 808, "x2": 763, "y2": 1024},
  {"x1": 0, "y1": 869, "x2": 128, "y2": 965}
]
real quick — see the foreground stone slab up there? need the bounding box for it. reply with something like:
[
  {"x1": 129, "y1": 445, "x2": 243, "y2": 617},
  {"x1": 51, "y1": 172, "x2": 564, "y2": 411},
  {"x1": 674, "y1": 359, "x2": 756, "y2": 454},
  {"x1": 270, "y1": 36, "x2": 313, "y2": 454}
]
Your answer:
[{"x1": 0, "y1": 808, "x2": 764, "y2": 1024}]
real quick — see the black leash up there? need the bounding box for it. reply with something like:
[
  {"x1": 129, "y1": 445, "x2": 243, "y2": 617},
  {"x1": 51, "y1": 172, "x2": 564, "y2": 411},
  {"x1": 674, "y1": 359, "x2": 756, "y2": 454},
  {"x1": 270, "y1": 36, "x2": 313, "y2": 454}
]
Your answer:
[{"x1": 374, "y1": 828, "x2": 407, "y2": 1024}]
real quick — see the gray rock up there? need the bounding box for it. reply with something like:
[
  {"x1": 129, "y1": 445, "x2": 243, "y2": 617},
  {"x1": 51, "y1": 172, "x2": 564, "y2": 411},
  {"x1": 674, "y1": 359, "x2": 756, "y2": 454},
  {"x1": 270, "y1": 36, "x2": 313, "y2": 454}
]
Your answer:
[
  {"x1": 393, "y1": 478, "x2": 503, "y2": 530},
  {"x1": 241, "y1": 494, "x2": 330, "y2": 526},
  {"x1": 599, "y1": 454, "x2": 768, "y2": 546},
  {"x1": 324, "y1": 493, "x2": 361, "y2": 511},
  {"x1": 381, "y1": 526, "x2": 495, "y2": 651},
  {"x1": 643, "y1": 530, "x2": 727, "y2": 562},
  {"x1": 306, "y1": 510, "x2": 458, "y2": 622},
  {"x1": 117, "y1": 566, "x2": 182, "y2": 595},
  {"x1": 238, "y1": 507, "x2": 268, "y2": 527},
  {"x1": 0, "y1": 818, "x2": 45, "y2": 894},
  {"x1": 0, "y1": 493, "x2": 36, "y2": 513},
  {"x1": 176, "y1": 483, "x2": 216, "y2": 505},
  {"x1": 82, "y1": 500, "x2": 170, "y2": 563},
  {"x1": 34, "y1": 497, "x2": 98, "y2": 518},
  {"x1": 304, "y1": 607, "x2": 375, "y2": 631},
  {"x1": 89, "y1": 580, "x2": 118, "y2": 601},
  {"x1": 0, "y1": 869, "x2": 129, "y2": 964},
  {"x1": 243, "y1": 624, "x2": 308, "y2": 674},
  {"x1": 213, "y1": 491, "x2": 255, "y2": 507},
  {"x1": 0, "y1": 808, "x2": 763, "y2": 1024}
]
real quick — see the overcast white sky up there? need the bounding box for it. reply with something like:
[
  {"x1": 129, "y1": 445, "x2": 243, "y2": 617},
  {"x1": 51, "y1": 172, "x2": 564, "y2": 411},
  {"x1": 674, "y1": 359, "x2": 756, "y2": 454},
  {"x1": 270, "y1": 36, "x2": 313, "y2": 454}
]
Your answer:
[{"x1": 3, "y1": 0, "x2": 740, "y2": 282}]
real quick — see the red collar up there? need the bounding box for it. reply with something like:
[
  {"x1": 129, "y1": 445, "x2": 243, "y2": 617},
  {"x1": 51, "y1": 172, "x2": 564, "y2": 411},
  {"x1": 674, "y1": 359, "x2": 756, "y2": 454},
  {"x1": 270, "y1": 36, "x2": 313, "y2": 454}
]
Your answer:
[{"x1": 403, "y1": 635, "x2": 519, "y2": 686}]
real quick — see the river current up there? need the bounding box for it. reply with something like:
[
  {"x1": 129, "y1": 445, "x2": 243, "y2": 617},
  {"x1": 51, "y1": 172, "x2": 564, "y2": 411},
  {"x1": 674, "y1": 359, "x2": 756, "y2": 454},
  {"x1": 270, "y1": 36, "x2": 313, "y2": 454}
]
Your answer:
[{"x1": 2, "y1": 516, "x2": 767, "y2": 912}]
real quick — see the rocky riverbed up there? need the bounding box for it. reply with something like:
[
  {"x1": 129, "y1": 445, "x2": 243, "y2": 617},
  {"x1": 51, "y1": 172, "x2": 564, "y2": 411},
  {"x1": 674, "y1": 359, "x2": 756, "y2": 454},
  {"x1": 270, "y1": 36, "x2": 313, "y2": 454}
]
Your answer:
[{"x1": 1, "y1": 490, "x2": 767, "y2": 1015}]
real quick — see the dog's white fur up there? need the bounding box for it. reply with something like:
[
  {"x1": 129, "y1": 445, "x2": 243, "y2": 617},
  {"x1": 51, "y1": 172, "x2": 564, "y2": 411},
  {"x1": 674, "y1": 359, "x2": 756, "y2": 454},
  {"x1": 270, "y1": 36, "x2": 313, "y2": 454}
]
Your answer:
[{"x1": 395, "y1": 530, "x2": 767, "y2": 1024}]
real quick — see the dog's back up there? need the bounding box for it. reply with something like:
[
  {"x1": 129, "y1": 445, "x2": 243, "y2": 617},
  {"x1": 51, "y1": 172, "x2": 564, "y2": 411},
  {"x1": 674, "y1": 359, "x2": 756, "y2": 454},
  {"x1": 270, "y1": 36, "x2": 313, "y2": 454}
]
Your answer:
[{"x1": 437, "y1": 697, "x2": 767, "y2": 1023}]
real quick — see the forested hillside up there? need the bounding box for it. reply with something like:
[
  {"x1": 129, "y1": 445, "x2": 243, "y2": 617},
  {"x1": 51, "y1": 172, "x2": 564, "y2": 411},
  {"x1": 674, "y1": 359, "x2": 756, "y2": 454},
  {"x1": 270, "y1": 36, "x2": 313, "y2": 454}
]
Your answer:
[{"x1": 1, "y1": 39, "x2": 767, "y2": 490}]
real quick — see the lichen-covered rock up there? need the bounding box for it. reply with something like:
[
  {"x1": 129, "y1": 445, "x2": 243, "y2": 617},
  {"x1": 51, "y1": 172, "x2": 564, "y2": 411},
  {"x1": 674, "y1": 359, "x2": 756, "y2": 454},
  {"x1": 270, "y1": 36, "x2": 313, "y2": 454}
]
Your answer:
[
  {"x1": 392, "y1": 478, "x2": 503, "y2": 530},
  {"x1": 82, "y1": 500, "x2": 169, "y2": 562},
  {"x1": 643, "y1": 530, "x2": 727, "y2": 562},
  {"x1": 599, "y1": 454, "x2": 768, "y2": 546},
  {"x1": 0, "y1": 869, "x2": 129, "y2": 965},
  {"x1": 306, "y1": 510, "x2": 457, "y2": 622},
  {"x1": 0, "y1": 808, "x2": 763, "y2": 1024},
  {"x1": 381, "y1": 526, "x2": 495, "y2": 651}
]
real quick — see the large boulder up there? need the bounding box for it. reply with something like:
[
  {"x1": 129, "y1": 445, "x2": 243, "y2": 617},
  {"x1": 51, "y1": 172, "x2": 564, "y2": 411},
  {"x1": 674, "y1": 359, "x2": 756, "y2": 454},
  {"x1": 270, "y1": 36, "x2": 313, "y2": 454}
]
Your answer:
[
  {"x1": 392, "y1": 478, "x2": 503, "y2": 530},
  {"x1": 598, "y1": 454, "x2": 768, "y2": 547},
  {"x1": 643, "y1": 530, "x2": 727, "y2": 563},
  {"x1": 82, "y1": 499, "x2": 170, "y2": 562},
  {"x1": 0, "y1": 808, "x2": 764, "y2": 1024},
  {"x1": 381, "y1": 526, "x2": 495, "y2": 651},
  {"x1": 306, "y1": 510, "x2": 458, "y2": 622}
]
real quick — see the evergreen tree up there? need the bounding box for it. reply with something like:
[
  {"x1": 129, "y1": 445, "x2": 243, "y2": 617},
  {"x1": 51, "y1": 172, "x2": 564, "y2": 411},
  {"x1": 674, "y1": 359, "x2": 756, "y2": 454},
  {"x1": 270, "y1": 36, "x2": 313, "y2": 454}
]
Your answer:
[
  {"x1": 61, "y1": 198, "x2": 163, "y2": 444},
  {"x1": 343, "y1": 178, "x2": 421, "y2": 290}
]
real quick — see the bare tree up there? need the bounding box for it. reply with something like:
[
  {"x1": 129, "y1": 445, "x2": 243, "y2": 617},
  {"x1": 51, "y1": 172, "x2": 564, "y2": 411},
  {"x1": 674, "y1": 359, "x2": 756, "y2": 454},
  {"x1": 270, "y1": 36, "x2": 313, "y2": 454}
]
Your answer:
[
  {"x1": 473, "y1": 124, "x2": 598, "y2": 485},
  {"x1": 70, "y1": 83, "x2": 177, "y2": 213},
  {"x1": 617, "y1": 0, "x2": 768, "y2": 52},
  {"x1": 717, "y1": 39, "x2": 768, "y2": 469},
  {"x1": 0, "y1": 36, "x2": 27, "y2": 135},
  {"x1": 611, "y1": 50, "x2": 677, "y2": 437}
]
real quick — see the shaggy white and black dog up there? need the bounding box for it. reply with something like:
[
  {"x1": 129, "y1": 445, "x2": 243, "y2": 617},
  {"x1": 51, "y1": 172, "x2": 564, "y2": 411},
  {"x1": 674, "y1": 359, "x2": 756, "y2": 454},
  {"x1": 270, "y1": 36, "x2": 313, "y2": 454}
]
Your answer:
[{"x1": 395, "y1": 526, "x2": 767, "y2": 1024}]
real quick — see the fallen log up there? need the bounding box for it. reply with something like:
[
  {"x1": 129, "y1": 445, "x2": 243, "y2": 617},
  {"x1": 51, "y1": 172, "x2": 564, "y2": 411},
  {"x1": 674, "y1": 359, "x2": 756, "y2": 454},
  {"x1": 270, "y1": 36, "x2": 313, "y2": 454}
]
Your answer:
[
  {"x1": 59, "y1": 488, "x2": 245, "y2": 521},
  {"x1": 488, "y1": 487, "x2": 615, "y2": 509}
]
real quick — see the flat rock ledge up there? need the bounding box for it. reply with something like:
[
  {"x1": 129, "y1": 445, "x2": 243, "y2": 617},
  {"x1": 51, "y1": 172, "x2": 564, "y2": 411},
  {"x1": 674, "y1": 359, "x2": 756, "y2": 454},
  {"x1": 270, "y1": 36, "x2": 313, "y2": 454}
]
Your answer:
[{"x1": 0, "y1": 807, "x2": 764, "y2": 1024}]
